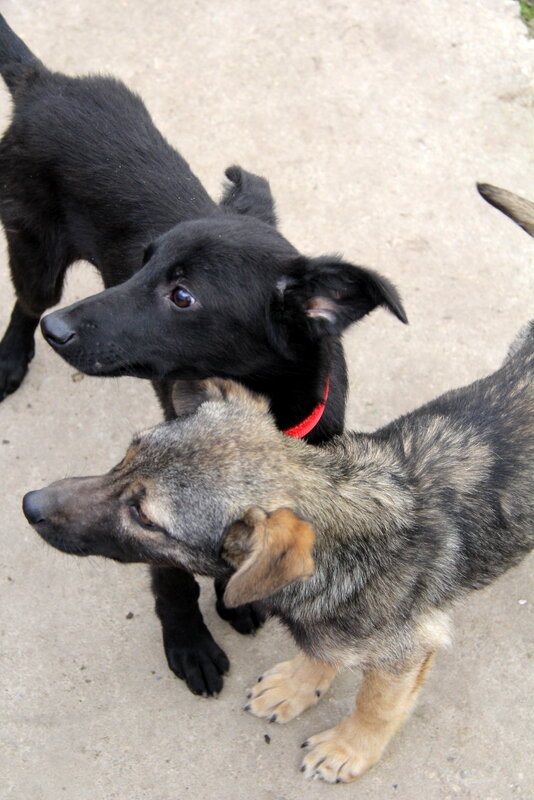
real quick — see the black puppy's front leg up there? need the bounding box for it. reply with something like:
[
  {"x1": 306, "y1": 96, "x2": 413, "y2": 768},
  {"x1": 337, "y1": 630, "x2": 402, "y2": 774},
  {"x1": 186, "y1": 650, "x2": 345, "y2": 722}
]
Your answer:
[
  {"x1": 214, "y1": 575, "x2": 266, "y2": 635},
  {"x1": 0, "y1": 302, "x2": 39, "y2": 401},
  {"x1": 151, "y1": 566, "x2": 229, "y2": 696}
]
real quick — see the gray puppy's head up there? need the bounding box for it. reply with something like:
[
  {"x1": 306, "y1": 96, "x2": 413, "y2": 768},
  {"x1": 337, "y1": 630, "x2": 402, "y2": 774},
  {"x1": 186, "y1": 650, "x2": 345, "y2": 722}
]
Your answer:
[{"x1": 22, "y1": 380, "x2": 316, "y2": 602}]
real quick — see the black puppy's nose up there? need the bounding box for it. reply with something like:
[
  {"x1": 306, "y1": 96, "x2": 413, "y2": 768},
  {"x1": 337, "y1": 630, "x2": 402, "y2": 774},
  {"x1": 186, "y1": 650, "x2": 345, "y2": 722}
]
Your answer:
[
  {"x1": 22, "y1": 490, "x2": 48, "y2": 525},
  {"x1": 41, "y1": 313, "x2": 76, "y2": 347}
]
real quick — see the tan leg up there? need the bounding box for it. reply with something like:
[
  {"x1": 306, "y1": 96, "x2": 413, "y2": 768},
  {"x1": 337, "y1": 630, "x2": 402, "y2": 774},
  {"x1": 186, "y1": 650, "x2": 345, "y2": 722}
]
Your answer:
[
  {"x1": 301, "y1": 652, "x2": 435, "y2": 783},
  {"x1": 244, "y1": 652, "x2": 338, "y2": 723}
]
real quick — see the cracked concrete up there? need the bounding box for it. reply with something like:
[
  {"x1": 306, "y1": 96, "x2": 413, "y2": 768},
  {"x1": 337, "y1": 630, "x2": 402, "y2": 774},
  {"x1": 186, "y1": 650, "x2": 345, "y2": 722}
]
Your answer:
[{"x1": 0, "y1": 0, "x2": 532, "y2": 798}]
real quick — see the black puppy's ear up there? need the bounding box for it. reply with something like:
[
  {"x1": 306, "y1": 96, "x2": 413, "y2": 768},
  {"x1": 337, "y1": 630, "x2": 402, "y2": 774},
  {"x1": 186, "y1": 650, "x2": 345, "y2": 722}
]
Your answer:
[
  {"x1": 171, "y1": 378, "x2": 270, "y2": 418},
  {"x1": 278, "y1": 256, "x2": 407, "y2": 338},
  {"x1": 220, "y1": 165, "x2": 277, "y2": 226}
]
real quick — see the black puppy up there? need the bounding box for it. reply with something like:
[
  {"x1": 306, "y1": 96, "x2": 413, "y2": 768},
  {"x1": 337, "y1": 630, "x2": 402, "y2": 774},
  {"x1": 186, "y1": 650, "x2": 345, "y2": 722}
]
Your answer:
[{"x1": 0, "y1": 16, "x2": 407, "y2": 695}]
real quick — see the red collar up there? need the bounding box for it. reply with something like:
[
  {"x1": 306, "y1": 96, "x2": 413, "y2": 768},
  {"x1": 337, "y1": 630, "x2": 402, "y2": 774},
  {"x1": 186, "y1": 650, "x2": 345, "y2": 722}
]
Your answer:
[{"x1": 283, "y1": 377, "x2": 330, "y2": 439}]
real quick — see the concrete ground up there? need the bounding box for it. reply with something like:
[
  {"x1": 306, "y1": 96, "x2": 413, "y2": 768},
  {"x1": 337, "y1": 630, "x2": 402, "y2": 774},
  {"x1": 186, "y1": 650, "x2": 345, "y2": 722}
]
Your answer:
[{"x1": 1, "y1": 0, "x2": 533, "y2": 798}]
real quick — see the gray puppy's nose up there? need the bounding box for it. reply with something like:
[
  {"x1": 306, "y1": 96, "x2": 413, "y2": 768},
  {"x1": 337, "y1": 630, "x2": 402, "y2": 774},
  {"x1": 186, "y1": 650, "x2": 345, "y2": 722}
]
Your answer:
[
  {"x1": 40, "y1": 312, "x2": 76, "y2": 347},
  {"x1": 22, "y1": 489, "x2": 49, "y2": 525}
]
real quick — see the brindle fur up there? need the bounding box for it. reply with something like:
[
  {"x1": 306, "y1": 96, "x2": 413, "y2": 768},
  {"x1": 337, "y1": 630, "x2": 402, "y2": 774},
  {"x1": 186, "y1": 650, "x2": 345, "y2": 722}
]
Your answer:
[{"x1": 23, "y1": 322, "x2": 534, "y2": 781}]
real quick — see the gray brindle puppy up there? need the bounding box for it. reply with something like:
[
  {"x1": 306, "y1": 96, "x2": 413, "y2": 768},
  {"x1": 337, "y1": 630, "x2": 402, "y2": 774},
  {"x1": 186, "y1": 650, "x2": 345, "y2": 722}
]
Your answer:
[{"x1": 23, "y1": 187, "x2": 534, "y2": 782}]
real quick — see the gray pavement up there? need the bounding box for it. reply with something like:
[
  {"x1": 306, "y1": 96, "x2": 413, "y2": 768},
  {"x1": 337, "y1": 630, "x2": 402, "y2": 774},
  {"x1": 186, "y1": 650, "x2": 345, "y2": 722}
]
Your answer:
[{"x1": 0, "y1": 1, "x2": 533, "y2": 798}]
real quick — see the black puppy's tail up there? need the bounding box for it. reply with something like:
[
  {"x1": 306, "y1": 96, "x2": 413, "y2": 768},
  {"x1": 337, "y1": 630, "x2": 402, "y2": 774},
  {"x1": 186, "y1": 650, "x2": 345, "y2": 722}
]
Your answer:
[{"x1": 0, "y1": 14, "x2": 42, "y2": 93}]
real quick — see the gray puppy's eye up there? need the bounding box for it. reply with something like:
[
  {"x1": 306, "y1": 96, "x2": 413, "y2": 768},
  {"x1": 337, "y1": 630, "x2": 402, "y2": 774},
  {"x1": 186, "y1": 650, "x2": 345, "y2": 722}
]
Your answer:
[
  {"x1": 171, "y1": 286, "x2": 196, "y2": 309},
  {"x1": 130, "y1": 502, "x2": 158, "y2": 530}
]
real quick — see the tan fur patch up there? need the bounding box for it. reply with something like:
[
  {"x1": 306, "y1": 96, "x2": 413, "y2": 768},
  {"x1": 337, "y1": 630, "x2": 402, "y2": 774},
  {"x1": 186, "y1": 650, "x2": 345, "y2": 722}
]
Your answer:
[
  {"x1": 204, "y1": 377, "x2": 270, "y2": 413},
  {"x1": 416, "y1": 608, "x2": 451, "y2": 652},
  {"x1": 137, "y1": 479, "x2": 184, "y2": 536},
  {"x1": 117, "y1": 445, "x2": 140, "y2": 470},
  {"x1": 172, "y1": 377, "x2": 270, "y2": 418},
  {"x1": 301, "y1": 652, "x2": 435, "y2": 783},
  {"x1": 245, "y1": 652, "x2": 337, "y2": 723},
  {"x1": 223, "y1": 507, "x2": 315, "y2": 607}
]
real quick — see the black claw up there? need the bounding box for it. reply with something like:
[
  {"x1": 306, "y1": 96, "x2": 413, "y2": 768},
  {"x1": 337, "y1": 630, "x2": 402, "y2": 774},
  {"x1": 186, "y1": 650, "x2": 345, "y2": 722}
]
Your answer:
[
  {"x1": 243, "y1": 703, "x2": 251, "y2": 711},
  {"x1": 315, "y1": 689, "x2": 321, "y2": 697},
  {"x1": 246, "y1": 691, "x2": 252, "y2": 698},
  {"x1": 301, "y1": 740, "x2": 309, "y2": 748},
  {"x1": 257, "y1": 676, "x2": 263, "y2": 682},
  {"x1": 300, "y1": 765, "x2": 306, "y2": 773},
  {"x1": 269, "y1": 713, "x2": 277, "y2": 723}
]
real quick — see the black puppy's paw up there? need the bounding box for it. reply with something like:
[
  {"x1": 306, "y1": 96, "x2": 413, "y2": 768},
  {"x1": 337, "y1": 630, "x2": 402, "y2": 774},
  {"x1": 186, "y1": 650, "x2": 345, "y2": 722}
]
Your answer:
[
  {"x1": 0, "y1": 344, "x2": 34, "y2": 401},
  {"x1": 164, "y1": 635, "x2": 230, "y2": 697},
  {"x1": 216, "y1": 597, "x2": 266, "y2": 635}
]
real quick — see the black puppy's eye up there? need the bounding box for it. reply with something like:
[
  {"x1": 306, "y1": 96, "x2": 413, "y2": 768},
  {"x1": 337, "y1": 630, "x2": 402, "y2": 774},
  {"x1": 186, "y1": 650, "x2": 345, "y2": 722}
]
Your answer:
[
  {"x1": 172, "y1": 286, "x2": 196, "y2": 309},
  {"x1": 130, "y1": 502, "x2": 158, "y2": 530}
]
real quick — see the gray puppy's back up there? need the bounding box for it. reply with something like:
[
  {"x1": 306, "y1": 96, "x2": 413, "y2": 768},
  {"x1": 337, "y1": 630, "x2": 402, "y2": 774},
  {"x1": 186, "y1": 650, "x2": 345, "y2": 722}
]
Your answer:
[{"x1": 371, "y1": 321, "x2": 534, "y2": 594}]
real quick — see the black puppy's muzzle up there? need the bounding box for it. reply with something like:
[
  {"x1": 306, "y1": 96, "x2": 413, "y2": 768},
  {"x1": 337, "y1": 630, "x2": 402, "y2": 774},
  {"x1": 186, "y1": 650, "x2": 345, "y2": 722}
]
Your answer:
[
  {"x1": 41, "y1": 312, "x2": 76, "y2": 349},
  {"x1": 40, "y1": 298, "x2": 160, "y2": 378}
]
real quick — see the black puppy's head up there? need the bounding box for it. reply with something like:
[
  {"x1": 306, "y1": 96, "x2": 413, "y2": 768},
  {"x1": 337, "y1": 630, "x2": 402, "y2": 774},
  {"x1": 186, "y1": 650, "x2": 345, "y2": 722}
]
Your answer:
[{"x1": 41, "y1": 185, "x2": 406, "y2": 381}]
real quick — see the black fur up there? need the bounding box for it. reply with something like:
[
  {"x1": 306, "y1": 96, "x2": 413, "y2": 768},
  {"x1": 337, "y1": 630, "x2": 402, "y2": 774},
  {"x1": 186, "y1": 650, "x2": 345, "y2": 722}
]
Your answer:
[{"x1": 0, "y1": 15, "x2": 406, "y2": 695}]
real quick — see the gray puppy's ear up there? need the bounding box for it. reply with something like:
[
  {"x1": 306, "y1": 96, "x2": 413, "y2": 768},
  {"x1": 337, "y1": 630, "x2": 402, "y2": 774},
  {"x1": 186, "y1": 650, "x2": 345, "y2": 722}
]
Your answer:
[
  {"x1": 477, "y1": 183, "x2": 534, "y2": 237},
  {"x1": 219, "y1": 165, "x2": 277, "y2": 226},
  {"x1": 171, "y1": 378, "x2": 271, "y2": 418},
  {"x1": 170, "y1": 379, "x2": 219, "y2": 417},
  {"x1": 222, "y1": 507, "x2": 315, "y2": 607}
]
